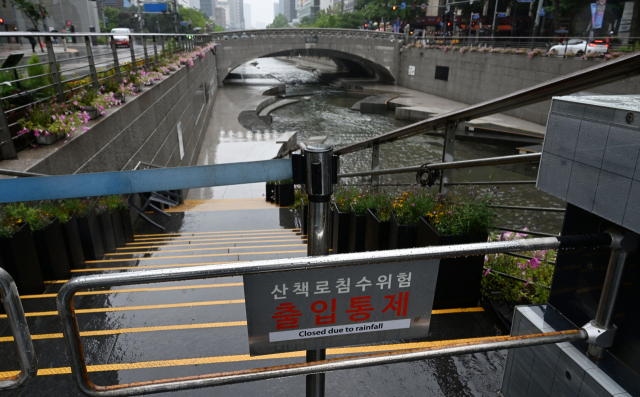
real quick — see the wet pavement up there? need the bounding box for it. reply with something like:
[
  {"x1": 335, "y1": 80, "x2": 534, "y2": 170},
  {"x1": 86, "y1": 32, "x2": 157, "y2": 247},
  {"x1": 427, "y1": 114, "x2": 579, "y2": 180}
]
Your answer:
[{"x1": 0, "y1": 204, "x2": 510, "y2": 397}]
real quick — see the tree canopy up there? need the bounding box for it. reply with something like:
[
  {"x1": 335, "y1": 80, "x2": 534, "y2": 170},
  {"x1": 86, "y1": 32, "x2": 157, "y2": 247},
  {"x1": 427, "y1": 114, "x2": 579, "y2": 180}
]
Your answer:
[
  {"x1": 268, "y1": 13, "x2": 289, "y2": 28},
  {"x1": 99, "y1": 4, "x2": 219, "y2": 33},
  {"x1": 11, "y1": 0, "x2": 49, "y2": 29}
]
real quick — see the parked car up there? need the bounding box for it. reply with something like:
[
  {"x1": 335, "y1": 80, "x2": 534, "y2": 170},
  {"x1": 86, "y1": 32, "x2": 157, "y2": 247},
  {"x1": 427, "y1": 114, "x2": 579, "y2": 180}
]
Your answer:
[
  {"x1": 222, "y1": 35, "x2": 229, "y2": 40},
  {"x1": 549, "y1": 38, "x2": 609, "y2": 56},
  {"x1": 111, "y1": 28, "x2": 131, "y2": 48},
  {"x1": 232, "y1": 34, "x2": 239, "y2": 40},
  {"x1": 241, "y1": 33, "x2": 248, "y2": 39}
]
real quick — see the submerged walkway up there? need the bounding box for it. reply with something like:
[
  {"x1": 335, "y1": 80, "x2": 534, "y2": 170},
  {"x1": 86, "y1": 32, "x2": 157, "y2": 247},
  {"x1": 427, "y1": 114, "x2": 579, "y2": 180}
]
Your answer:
[{"x1": 0, "y1": 202, "x2": 508, "y2": 396}]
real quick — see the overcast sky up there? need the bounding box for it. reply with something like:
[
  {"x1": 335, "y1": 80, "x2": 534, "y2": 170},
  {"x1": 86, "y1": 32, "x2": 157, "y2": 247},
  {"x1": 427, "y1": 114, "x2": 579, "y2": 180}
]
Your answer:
[{"x1": 243, "y1": 0, "x2": 273, "y2": 28}]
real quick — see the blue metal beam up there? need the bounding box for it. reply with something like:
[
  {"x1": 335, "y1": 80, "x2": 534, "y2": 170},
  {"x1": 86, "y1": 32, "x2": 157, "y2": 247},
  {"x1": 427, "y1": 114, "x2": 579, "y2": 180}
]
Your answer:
[{"x1": 0, "y1": 159, "x2": 293, "y2": 203}]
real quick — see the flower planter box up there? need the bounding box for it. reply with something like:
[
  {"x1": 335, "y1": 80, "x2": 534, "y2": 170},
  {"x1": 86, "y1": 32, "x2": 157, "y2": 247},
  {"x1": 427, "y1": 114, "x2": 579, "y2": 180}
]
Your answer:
[
  {"x1": 417, "y1": 217, "x2": 488, "y2": 310},
  {"x1": 133, "y1": 84, "x2": 143, "y2": 93},
  {"x1": 32, "y1": 218, "x2": 71, "y2": 280},
  {"x1": 77, "y1": 210, "x2": 104, "y2": 261},
  {"x1": 82, "y1": 106, "x2": 100, "y2": 120},
  {"x1": 114, "y1": 93, "x2": 126, "y2": 103},
  {"x1": 97, "y1": 211, "x2": 117, "y2": 254},
  {"x1": 348, "y1": 207, "x2": 368, "y2": 253},
  {"x1": 277, "y1": 184, "x2": 295, "y2": 207},
  {"x1": 388, "y1": 211, "x2": 417, "y2": 249},
  {"x1": 144, "y1": 81, "x2": 153, "y2": 86},
  {"x1": 0, "y1": 223, "x2": 44, "y2": 294},
  {"x1": 60, "y1": 216, "x2": 85, "y2": 269},
  {"x1": 331, "y1": 203, "x2": 351, "y2": 254},
  {"x1": 364, "y1": 209, "x2": 390, "y2": 252},
  {"x1": 266, "y1": 183, "x2": 276, "y2": 202},
  {"x1": 120, "y1": 208, "x2": 135, "y2": 243},
  {"x1": 110, "y1": 210, "x2": 127, "y2": 248},
  {"x1": 36, "y1": 132, "x2": 63, "y2": 145}
]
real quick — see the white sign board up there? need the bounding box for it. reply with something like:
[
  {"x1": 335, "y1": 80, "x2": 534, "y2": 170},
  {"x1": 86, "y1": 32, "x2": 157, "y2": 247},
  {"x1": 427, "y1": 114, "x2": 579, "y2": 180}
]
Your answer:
[
  {"x1": 408, "y1": 65, "x2": 416, "y2": 76},
  {"x1": 177, "y1": 121, "x2": 185, "y2": 160}
]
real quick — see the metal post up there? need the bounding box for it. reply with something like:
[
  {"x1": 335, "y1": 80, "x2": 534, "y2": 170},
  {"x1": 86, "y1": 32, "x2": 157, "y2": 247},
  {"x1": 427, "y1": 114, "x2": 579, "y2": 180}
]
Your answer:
[
  {"x1": 439, "y1": 120, "x2": 457, "y2": 193},
  {"x1": 110, "y1": 36, "x2": 122, "y2": 79},
  {"x1": 371, "y1": 143, "x2": 380, "y2": 187},
  {"x1": 84, "y1": 36, "x2": 100, "y2": 91},
  {"x1": 142, "y1": 35, "x2": 149, "y2": 68},
  {"x1": 153, "y1": 35, "x2": 158, "y2": 65},
  {"x1": 303, "y1": 143, "x2": 334, "y2": 397},
  {"x1": 129, "y1": 34, "x2": 137, "y2": 72},
  {"x1": 44, "y1": 37, "x2": 64, "y2": 102},
  {"x1": 587, "y1": 246, "x2": 629, "y2": 360},
  {"x1": 491, "y1": 0, "x2": 499, "y2": 37},
  {"x1": 530, "y1": 0, "x2": 544, "y2": 49},
  {"x1": 0, "y1": 100, "x2": 17, "y2": 160},
  {"x1": 161, "y1": 36, "x2": 166, "y2": 59}
]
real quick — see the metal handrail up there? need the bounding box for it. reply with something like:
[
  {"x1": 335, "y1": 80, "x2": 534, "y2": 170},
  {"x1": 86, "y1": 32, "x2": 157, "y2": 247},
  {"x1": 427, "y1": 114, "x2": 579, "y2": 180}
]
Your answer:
[
  {"x1": 57, "y1": 234, "x2": 611, "y2": 396},
  {"x1": 0, "y1": 268, "x2": 38, "y2": 390},
  {"x1": 489, "y1": 205, "x2": 565, "y2": 212},
  {"x1": 334, "y1": 51, "x2": 640, "y2": 155},
  {"x1": 338, "y1": 153, "x2": 541, "y2": 178},
  {"x1": 0, "y1": 169, "x2": 46, "y2": 178}
]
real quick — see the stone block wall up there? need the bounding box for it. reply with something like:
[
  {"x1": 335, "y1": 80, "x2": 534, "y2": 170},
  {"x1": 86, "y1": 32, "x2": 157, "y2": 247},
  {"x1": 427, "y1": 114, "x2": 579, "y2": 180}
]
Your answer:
[
  {"x1": 398, "y1": 49, "x2": 640, "y2": 126},
  {"x1": 23, "y1": 50, "x2": 218, "y2": 176}
]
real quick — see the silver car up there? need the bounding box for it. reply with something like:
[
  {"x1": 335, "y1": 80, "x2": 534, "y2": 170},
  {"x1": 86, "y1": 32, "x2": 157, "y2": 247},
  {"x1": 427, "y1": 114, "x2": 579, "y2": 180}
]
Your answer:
[{"x1": 549, "y1": 38, "x2": 608, "y2": 56}]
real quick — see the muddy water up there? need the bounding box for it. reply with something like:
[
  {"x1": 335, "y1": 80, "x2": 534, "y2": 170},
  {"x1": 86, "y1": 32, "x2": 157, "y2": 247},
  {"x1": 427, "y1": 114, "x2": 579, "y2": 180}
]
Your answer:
[{"x1": 243, "y1": 58, "x2": 565, "y2": 235}]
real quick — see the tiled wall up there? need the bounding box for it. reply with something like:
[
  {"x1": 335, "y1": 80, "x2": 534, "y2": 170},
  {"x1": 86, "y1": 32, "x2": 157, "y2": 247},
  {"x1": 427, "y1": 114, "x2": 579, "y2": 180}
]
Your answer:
[{"x1": 501, "y1": 305, "x2": 635, "y2": 397}]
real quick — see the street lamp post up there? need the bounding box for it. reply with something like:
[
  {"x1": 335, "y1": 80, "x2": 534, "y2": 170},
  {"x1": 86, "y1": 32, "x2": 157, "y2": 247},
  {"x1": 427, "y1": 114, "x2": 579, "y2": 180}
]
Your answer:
[
  {"x1": 491, "y1": 0, "x2": 499, "y2": 37},
  {"x1": 530, "y1": 0, "x2": 544, "y2": 49}
]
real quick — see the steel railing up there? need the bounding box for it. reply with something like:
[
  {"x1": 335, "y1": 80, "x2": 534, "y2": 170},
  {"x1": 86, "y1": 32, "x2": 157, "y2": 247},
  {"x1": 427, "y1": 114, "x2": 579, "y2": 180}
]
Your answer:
[
  {"x1": 0, "y1": 268, "x2": 38, "y2": 390},
  {"x1": 56, "y1": 233, "x2": 612, "y2": 396},
  {"x1": 0, "y1": 32, "x2": 212, "y2": 161}
]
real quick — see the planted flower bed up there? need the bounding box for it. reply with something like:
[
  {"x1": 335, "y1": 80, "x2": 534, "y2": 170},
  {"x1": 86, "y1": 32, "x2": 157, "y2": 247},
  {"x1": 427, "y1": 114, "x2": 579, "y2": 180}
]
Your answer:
[{"x1": 1, "y1": 195, "x2": 134, "y2": 284}]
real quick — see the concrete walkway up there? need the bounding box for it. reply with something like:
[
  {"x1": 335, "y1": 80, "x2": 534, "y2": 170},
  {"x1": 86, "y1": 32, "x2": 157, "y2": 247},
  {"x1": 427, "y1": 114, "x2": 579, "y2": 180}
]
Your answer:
[
  {"x1": 354, "y1": 83, "x2": 547, "y2": 135},
  {"x1": 188, "y1": 82, "x2": 295, "y2": 201}
]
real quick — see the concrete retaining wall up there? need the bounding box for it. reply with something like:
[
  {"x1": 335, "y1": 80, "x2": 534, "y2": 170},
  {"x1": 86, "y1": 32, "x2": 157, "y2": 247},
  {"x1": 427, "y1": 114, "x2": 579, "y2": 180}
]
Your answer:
[
  {"x1": 21, "y1": 50, "x2": 218, "y2": 175},
  {"x1": 398, "y1": 49, "x2": 640, "y2": 126}
]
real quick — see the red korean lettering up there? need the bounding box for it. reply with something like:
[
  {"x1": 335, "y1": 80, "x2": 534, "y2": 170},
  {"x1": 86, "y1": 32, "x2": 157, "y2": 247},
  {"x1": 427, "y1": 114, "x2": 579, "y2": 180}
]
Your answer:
[
  {"x1": 345, "y1": 296, "x2": 374, "y2": 321},
  {"x1": 382, "y1": 292, "x2": 410, "y2": 317},
  {"x1": 271, "y1": 302, "x2": 302, "y2": 329},
  {"x1": 311, "y1": 299, "x2": 336, "y2": 325}
]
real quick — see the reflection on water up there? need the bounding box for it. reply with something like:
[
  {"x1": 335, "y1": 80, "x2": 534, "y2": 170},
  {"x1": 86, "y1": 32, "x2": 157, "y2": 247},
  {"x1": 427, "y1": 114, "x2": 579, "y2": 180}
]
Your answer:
[{"x1": 248, "y1": 58, "x2": 565, "y2": 234}]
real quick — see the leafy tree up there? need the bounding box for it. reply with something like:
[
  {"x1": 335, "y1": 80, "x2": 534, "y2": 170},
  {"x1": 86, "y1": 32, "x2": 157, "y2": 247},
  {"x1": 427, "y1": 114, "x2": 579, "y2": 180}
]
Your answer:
[
  {"x1": 11, "y1": 0, "x2": 48, "y2": 29},
  {"x1": 268, "y1": 13, "x2": 289, "y2": 28}
]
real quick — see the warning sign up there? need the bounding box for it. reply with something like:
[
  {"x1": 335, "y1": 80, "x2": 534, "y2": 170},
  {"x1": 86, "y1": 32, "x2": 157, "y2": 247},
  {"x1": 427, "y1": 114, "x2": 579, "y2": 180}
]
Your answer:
[{"x1": 243, "y1": 259, "x2": 439, "y2": 356}]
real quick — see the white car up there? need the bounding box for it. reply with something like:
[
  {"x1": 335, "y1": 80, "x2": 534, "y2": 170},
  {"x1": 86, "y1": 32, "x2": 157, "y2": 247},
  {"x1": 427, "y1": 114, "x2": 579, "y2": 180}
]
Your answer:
[
  {"x1": 111, "y1": 28, "x2": 131, "y2": 48},
  {"x1": 549, "y1": 38, "x2": 609, "y2": 56}
]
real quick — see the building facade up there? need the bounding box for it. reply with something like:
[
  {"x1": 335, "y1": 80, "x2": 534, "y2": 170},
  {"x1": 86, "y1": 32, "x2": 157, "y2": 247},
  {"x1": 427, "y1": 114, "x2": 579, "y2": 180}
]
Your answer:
[
  {"x1": 0, "y1": 0, "x2": 101, "y2": 35},
  {"x1": 283, "y1": 0, "x2": 296, "y2": 21},
  {"x1": 215, "y1": 6, "x2": 227, "y2": 28},
  {"x1": 297, "y1": 0, "x2": 319, "y2": 19},
  {"x1": 229, "y1": 0, "x2": 244, "y2": 29},
  {"x1": 243, "y1": 3, "x2": 251, "y2": 29},
  {"x1": 200, "y1": 0, "x2": 217, "y2": 17}
]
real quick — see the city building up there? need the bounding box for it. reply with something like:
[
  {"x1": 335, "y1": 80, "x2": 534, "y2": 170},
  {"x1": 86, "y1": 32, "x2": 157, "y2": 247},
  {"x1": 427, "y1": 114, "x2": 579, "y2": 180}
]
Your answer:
[
  {"x1": 244, "y1": 3, "x2": 251, "y2": 29},
  {"x1": 297, "y1": 0, "x2": 319, "y2": 19},
  {"x1": 342, "y1": 0, "x2": 354, "y2": 12},
  {"x1": 283, "y1": 0, "x2": 296, "y2": 21},
  {"x1": 274, "y1": 2, "x2": 281, "y2": 17},
  {"x1": 0, "y1": 0, "x2": 101, "y2": 35},
  {"x1": 215, "y1": 6, "x2": 227, "y2": 28},
  {"x1": 200, "y1": 0, "x2": 217, "y2": 18},
  {"x1": 229, "y1": 0, "x2": 244, "y2": 29}
]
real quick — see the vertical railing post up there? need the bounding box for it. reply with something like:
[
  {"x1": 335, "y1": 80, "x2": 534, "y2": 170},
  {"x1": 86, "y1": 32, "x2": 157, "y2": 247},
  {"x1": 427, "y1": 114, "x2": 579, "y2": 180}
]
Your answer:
[
  {"x1": 44, "y1": 37, "x2": 65, "y2": 102},
  {"x1": 587, "y1": 237, "x2": 630, "y2": 360},
  {"x1": 371, "y1": 143, "x2": 380, "y2": 188},
  {"x1": 161, "y1": 36, "x2": 166, "y2": 59},
  {"x1": 302, "y1": 143, "x2": 334, "y2": 397},
  {"x1": 142, "y1": 35, "x2": 149, "y2": 69},
  {"x1": 0, "y1": 100, "x2": 17, "y2": 160},
  {"x1": 439, "y1": 120, "x2": 458, "y2": 193},
  {"x1": 129, "y1": 34, "x2": 137, "y2": 72},
  {"x1": 153, "y1": 35, "x2": 159, "y2": 65},
  {"x1": 110, "y1": 36, "x2": 123, "y2": 79},
  {"x1": 84, "y1": 36, "x2": 100, "y2": 91}
]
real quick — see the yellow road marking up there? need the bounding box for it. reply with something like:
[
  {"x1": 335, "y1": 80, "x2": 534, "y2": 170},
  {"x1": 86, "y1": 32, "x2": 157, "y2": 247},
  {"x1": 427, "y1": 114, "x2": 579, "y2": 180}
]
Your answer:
[
  {"x1": 107, "y1": 243, "x2": 307, "y2": 256},
  {"x1": 119, "y1": 237, "x2": 306, "y2": 250},
  {"x1": 20, "y1": 283, "x2": 244, "y2": 299},
  {"x1": 86, "y1": 250, "x2": 308, "y2": 263},
  {"x1": 0, "y1": 321, "x2": 247, "y2": 342},
  {"x1": 0, "y1": 299, "x2": 245, "y2": 319},
  {"x1": 0, "y1": 334, "x2": 498, "y2": 378},
  {"x1": 132, "y1": 231, "x2": 301, "y2": 243},
  {"x1": 134, "y1": 229, "x2": 299, "y2": 237},
  {"x1": 1, "y1": 305, "x2": 482, "y2": 320},
  {"x1": 71, "y1": 260, "x2": 241, "y2": 272}
]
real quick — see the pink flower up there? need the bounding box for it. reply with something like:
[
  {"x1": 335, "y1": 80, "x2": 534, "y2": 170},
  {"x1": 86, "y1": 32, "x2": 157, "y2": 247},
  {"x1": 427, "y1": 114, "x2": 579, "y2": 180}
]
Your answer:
[
  {"x1": 33, "y1": 144, "x2": 38, "y2": 148},
  {"x1": 34, "y1": 130, "x2": 40, "y2": 137},
  {"x1": 82, "y1": 127, "x2": 90, "y2": 131},
  {"x1": 44, "y1": 131, "x2": 50, "y2": 136},
  {"x1": 411, "y1": 203, "x2": 415, "y2": 207},
  {"x1": 52, "y1": 115, "x2": 57, "y2": 120},
  {"x1": 484, "y1": 268, "x2": 491, "y2": 276},
  {"x1": 517, "y1": 262, "x2": 525, "y2": 269},
  {"x1": 529, "y1": 257, "x2": 540, "y2": 269},
  {"x1": 73, "y1": 101, "x2": 78, "y2": 106},
  {"x1": 525, "y1": 277, "x2": 531, "y2": 286}
]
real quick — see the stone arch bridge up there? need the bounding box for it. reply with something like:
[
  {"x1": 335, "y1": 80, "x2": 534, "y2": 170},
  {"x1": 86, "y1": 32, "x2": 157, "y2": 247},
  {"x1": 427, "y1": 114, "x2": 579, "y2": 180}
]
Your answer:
[{"x1": 210, "y1": 29, "x2": 405, "y2": 84}]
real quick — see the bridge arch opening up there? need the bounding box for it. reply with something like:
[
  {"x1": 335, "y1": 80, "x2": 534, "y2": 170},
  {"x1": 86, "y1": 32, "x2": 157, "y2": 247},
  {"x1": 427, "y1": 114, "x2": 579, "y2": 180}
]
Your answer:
[{"x1": 220, "y1": 48, "x2": 396, "y2": 84}]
